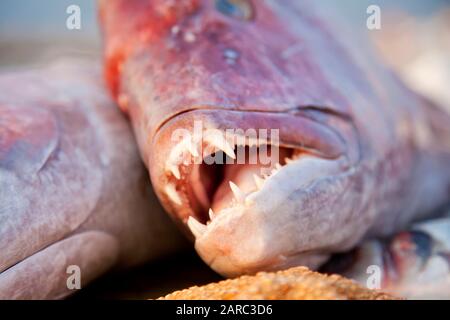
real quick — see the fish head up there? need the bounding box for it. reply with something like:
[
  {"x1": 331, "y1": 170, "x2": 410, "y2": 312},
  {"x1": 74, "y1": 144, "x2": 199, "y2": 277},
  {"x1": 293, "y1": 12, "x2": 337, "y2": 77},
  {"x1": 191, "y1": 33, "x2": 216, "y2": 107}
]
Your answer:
[
  {"x1": 148, "y1": 105, "x2": 369, "y2": 276},
  {"x1": 100, "y1": 0, "x2": 391, "y2": 276}
]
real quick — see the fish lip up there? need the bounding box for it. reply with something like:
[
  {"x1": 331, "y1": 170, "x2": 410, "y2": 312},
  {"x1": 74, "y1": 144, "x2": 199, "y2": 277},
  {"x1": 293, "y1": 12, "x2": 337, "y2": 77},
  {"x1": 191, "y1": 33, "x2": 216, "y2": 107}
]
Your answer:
[
  {"x1": 154, "y1": 105, "x2": 350, "y2": 159},
  {"x1": 151, "y1": 106, "x2": 355, "y2": 231},
  {"x1": 154, "y1": 104, "x2": 352, "y2": 138}
]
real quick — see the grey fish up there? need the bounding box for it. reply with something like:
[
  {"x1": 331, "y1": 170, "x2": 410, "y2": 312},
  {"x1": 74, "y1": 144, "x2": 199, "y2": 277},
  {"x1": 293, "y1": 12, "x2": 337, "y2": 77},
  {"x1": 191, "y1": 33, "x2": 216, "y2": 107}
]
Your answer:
[{"x1": 0, "y1": 61, "x2": 185, "y2": 299}]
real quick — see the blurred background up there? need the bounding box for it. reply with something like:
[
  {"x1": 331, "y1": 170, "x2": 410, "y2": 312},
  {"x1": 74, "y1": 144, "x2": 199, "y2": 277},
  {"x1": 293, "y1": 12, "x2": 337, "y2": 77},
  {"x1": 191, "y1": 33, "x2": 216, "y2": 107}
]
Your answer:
[
  {"x1": 1, "y1": 0, "x2": 449, "y2": 109},
  {"x1": 0, "y1": 0, "x2": 99, "y2": 68},
  {"x1": 0, "y1": 0, "x2": 448, "y2": 67},
  {"x1": 0, "y1": 0, "x2": 449, "y2": 299}
]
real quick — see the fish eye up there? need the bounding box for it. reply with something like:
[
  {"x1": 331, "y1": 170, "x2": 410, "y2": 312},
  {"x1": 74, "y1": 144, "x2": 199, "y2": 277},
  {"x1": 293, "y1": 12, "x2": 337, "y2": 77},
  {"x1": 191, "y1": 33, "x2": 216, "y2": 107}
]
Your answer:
[{"x1": 214, "y1": 0, "x2": 254, "y2": 21}]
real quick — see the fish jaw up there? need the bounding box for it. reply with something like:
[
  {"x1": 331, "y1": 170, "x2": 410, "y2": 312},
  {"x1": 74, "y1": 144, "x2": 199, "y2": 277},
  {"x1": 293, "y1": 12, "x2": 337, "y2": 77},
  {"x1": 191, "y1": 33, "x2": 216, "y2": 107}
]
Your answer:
[
  {"x1": 148, "y1": 107, "x2": 370, "y2": 276},
  {"x1": 194, "y1": 157, "x2": 346, "y2": 276}
]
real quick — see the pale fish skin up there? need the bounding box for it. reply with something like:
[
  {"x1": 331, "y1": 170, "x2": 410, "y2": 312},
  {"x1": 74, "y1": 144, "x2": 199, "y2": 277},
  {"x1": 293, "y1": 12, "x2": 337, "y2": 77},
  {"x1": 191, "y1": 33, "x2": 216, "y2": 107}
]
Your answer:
[
  {"x1": 0, "y1": 61, "x2": 186, "y2": 299},
  {"x1": 323, "y1": 212, "x2": 450, "y2": 299}
]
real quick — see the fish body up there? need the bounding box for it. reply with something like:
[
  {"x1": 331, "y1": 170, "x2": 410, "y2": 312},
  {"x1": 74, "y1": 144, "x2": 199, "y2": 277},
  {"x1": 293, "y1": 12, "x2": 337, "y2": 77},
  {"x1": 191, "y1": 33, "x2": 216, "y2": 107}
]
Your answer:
[
  {"x1": 323, "y1": 212, "x2": 450, "y2": 299},
  {"x1": 0, "y1": 61, "x2": 185, "y2": 299},
  {"x1": 100, "y1": 0, "x2": 450, "y2": 276}
]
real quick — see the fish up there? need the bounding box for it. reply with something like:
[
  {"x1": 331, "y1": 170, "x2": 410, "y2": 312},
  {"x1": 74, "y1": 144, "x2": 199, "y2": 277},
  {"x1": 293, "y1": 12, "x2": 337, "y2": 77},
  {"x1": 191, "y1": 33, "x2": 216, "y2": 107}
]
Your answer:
[
  {"x1": 0, "y1": 61, "x2": 186, "y2": 299},
  {"x1": 322, "y1": 212, "x2": 450, "y2": 299},
  {"x1": 99, "y1": 0, "x2": 450, "y2": 277}
]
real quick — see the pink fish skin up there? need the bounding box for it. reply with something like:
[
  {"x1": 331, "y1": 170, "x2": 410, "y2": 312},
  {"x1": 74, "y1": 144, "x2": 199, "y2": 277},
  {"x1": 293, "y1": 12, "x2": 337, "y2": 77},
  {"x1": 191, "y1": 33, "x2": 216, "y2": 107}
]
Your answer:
[
  {"x1": 0, "y1": 61, "x2": 185, "y2": 299},
  {"x1": 100, "y1": 0, "x2": 450, "y2": 276}
]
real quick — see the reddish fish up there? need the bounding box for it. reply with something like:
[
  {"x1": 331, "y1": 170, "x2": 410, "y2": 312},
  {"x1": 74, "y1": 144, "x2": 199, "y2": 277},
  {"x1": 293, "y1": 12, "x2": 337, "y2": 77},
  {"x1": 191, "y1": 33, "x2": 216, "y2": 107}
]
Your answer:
[
  {"x1": 99, "y1": 0, "x2": 450, "y2": 277},
  {"x1": 0, "y1": 61, "x2": 185, "y2": 299}
]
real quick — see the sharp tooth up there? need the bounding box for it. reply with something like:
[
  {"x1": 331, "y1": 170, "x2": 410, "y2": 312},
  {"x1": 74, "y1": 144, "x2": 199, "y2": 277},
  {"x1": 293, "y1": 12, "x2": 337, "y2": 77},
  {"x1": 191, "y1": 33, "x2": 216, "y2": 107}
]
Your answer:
[
  {"x1": 187, "y1": 216, "x2": 206, "y2": 238},
  {"x1": 229, "y1": 181, "x2": 245, "y2": 203},
  {"x1": 275, "y1": 163, "x2": 282, "y2": 170},
  {"x1": 220, "y1": 140, "x2": 236, "y2": 159},
  {"x1": 167, "y1": 164, "x2": 181, "y2": 179},
  {"x1": 253, "y1": 174, "x2": 265, "y2": 189},
  {"x1": 205, "y1": 134, "x2": 236, "y2": 159},
  {"x1": 173, "y1": 166, "x2": 181, "y2": 179},
  {"x1": 284, "y1": 157, "x2": 293, "y2": 164},
  {"x1": 165, "y1": 184, "x2": 182, "y2": 205},
  {"x1": 208, "y1": 208, "x2": 216, "y2": 220}
]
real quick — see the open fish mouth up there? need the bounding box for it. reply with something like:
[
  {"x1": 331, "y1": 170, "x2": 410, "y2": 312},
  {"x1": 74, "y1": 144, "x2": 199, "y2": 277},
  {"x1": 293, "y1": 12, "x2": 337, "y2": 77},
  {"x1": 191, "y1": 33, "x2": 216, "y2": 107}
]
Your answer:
[
  {"x1": 151, "y1": 107, "x2": 356, "y2": 242},
  {"x1": 99, "y1": 0, "x2": 450, "y2": 279}
]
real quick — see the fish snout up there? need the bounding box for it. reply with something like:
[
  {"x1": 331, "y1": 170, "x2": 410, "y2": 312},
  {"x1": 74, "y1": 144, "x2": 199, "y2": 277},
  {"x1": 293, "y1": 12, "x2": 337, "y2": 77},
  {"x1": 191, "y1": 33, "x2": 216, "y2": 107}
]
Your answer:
[{"x1": 150, "y1": 107, "x2": 362, "y2": 275}]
